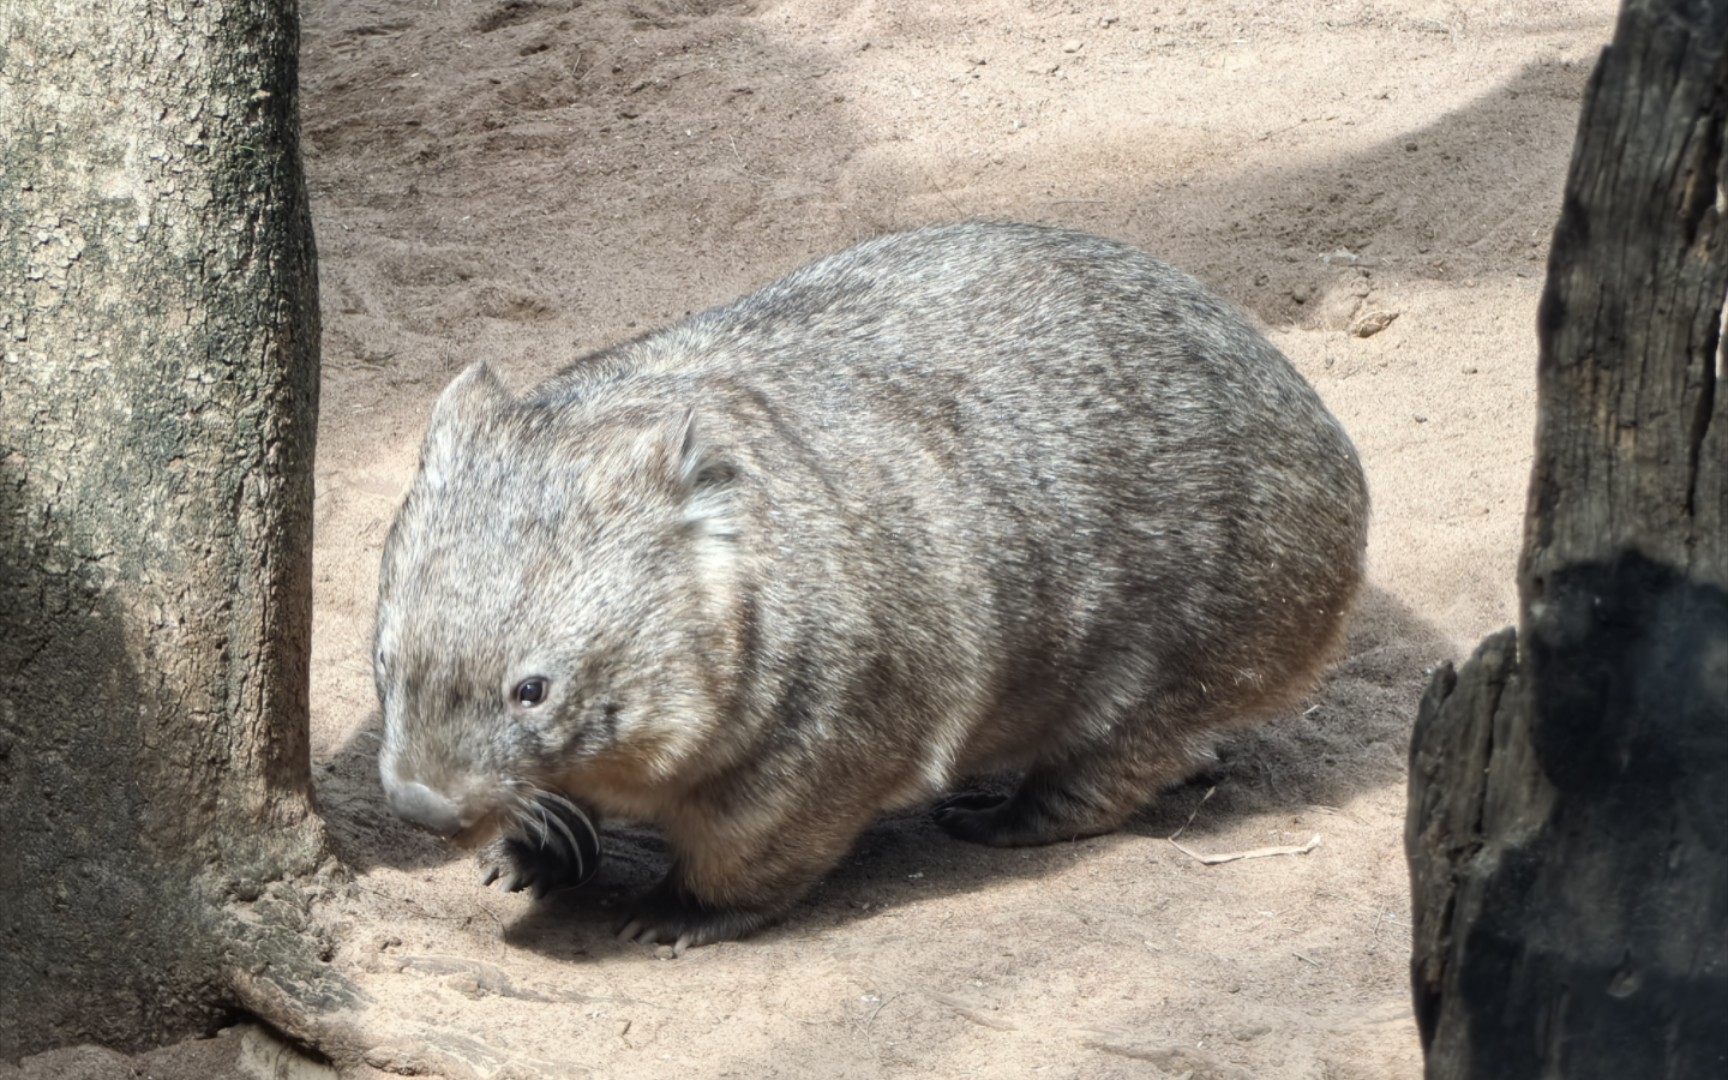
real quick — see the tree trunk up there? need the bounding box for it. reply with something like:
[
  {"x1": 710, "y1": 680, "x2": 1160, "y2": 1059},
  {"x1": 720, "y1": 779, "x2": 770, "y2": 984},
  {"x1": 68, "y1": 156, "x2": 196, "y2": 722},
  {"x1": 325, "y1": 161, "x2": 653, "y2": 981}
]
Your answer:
[
  {"x1": 0, "y1": 0, "x2": 336, "y2": 1057},
  {"x1": 1406, "y1": 0, "x2": 1728, "y2": 1076}
]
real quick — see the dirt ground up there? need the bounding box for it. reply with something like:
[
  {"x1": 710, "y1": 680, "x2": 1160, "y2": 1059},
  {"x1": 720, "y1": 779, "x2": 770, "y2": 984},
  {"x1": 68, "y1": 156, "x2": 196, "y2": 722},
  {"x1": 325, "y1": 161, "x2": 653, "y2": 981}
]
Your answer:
[{"x1": 5, "y1": 0, "x2": 1623, "y2": 1076}]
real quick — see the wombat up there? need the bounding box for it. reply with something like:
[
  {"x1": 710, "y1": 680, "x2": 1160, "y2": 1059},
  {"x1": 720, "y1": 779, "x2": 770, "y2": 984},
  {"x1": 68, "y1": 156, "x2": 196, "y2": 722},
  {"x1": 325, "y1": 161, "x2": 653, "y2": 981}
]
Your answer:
[{"x1": 374, "y1": 222, "x2": 1370, "y2": 953}]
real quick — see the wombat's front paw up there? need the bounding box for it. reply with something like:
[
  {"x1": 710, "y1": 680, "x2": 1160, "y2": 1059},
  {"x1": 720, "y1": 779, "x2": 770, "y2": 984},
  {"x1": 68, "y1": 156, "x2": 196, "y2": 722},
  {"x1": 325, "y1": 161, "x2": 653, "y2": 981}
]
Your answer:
[
  {"x1": 615, "y1": 879, "x2": 777, "y2": 955},
  {"x1": 478, "y1": 798, "x2": 602, "y2": 898}
]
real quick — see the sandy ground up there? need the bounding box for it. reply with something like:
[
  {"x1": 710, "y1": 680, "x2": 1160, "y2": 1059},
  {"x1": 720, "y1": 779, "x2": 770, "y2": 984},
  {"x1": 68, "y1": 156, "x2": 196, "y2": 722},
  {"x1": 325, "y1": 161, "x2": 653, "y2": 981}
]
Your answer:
[{"x1": 5, "y1": 0, "x2": 1621, "y2": 1076}]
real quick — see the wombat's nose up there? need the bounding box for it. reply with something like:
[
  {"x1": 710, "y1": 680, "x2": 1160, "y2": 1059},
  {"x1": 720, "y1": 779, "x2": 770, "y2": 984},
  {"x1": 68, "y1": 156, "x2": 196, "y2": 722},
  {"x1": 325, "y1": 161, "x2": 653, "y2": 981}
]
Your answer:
[{"x1": 387, "y1": 781, "x2": 464, "y2": 837}]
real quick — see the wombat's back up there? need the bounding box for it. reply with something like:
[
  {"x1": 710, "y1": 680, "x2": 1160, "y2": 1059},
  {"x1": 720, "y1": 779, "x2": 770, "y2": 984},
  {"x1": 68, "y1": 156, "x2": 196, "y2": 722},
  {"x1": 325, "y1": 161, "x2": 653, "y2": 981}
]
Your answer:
[{"x1": 537, "y1": 222, "x2": 1367, "y2": 760}]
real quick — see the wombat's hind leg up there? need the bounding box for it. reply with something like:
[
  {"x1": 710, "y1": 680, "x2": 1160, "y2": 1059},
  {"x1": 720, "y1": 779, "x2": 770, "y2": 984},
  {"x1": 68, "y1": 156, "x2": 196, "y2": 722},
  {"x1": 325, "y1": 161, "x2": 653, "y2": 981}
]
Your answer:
[
  {"x1": 616, "y1": 879, "x2": 779, "y2": 956},
  {"x1": 933, "y1": 772, "x2": 1131, "y2": 847},
  {"x1": 935, "y1": 735, "x2": 1208, "y2": 847}
]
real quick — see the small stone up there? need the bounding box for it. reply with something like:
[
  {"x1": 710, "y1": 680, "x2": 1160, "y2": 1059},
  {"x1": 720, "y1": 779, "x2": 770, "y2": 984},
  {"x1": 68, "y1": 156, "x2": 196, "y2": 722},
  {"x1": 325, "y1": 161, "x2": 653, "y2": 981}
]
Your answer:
[
  {"x1": 1063, "y1": 39, "x2": 1084, "y2": 53},
  {"x1": 1349, "y1": 310, "x2": 1399, "y2": 338}
]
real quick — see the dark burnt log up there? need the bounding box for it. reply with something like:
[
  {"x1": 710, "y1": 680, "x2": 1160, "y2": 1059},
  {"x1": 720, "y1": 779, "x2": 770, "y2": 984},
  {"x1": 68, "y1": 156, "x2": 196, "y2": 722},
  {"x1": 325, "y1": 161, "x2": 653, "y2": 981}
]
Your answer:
[{"x1": 1405, "y1": 0, "x2": 1728, "y2": 1076}]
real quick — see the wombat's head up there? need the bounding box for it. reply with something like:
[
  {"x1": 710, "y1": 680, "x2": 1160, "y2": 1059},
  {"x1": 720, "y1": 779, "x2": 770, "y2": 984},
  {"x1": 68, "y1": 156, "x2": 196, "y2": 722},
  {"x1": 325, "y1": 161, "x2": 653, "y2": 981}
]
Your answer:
[{"x1": 374, "y1": 361, "x2": 742, "y2": 840}]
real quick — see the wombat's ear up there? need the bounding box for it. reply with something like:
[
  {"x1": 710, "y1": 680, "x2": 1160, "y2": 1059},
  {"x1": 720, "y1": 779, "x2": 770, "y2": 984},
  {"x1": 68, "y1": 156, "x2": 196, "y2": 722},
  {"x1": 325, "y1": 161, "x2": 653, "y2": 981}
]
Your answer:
[
  {"x1": 664, "y1": 409, "x2": 736, "y2": 496},
  {"x1": 420, "y1": 361, "x2": 509, "y2": 486},
  {"x1": 662, "y1": 411, "x2": 740, "y2": 543}
]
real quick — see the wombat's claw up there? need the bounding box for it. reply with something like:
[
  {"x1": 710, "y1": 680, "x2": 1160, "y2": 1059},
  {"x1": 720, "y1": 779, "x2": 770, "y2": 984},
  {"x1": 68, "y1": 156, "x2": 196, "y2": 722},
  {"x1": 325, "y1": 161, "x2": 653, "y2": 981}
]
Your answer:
[
  {"x1": 478, "y1": 845, "x2": 537, "y2": 894},
  {"x1": 478, "y1": 799, "x2": 602, "y2": 898},
  {"x1": 615, "y1": 917, "x2": 696, "y2": 958},
  {"x1": 482, "y1": 866, "x2": 555, "y2": 899},
  {"x1": 479, "y1": 863, "x2": 527, "y2": 893},
  {"x1": 615, "y1": 881, "x2": 775, "y2": 954}
]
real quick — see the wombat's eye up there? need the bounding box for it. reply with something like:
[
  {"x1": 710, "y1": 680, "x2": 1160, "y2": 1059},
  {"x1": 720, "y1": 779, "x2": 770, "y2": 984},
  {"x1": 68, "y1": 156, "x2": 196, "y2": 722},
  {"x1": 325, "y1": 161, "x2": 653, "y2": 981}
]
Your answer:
[{"x1": 512, "y1": 678, "x2": 549, "y2": 707}]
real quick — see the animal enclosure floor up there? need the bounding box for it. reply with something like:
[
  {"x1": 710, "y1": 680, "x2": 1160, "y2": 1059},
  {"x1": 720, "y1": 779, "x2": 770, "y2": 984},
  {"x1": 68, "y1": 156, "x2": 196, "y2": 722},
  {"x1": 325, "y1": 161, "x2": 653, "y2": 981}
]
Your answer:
[{"x1": 3, "y1": 0, "x2": 1618, "y2": 1077}]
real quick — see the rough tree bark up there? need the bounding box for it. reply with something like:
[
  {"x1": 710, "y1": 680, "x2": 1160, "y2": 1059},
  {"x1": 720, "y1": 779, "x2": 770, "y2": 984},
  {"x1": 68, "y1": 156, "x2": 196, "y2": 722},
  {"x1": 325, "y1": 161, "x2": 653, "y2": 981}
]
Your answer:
[
  {"x1": 1406, "y1": 0, "x2": 1728, "y2": 1076},
  {"x1": 0, "y1": 0, "x2": 349, "y2": 1058}
]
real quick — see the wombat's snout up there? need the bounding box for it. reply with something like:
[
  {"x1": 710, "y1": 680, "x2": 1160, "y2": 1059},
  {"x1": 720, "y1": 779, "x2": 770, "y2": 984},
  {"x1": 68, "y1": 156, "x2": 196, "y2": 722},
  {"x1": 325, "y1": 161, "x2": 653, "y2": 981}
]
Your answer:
[{"x1": 387, "y1": 780, "x2": 465, "y2": 837}]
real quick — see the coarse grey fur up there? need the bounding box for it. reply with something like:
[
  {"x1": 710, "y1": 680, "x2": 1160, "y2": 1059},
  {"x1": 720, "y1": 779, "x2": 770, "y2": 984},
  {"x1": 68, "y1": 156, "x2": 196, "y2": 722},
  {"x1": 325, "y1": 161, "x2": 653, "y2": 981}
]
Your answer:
[{"x1": 374, "y1": 221, "x2": 1370, "y2": 953}]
